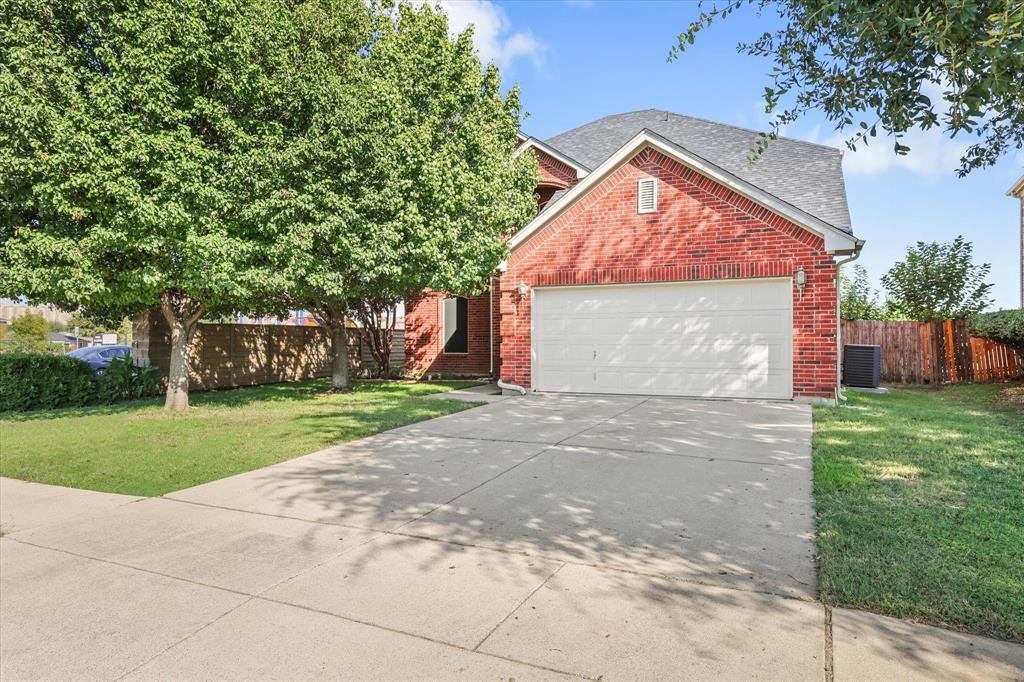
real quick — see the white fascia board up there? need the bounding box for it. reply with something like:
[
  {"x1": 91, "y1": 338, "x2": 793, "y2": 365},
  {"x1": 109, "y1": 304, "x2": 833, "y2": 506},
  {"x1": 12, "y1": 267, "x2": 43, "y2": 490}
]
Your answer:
[
  {"x1": 1008, "y1": 174, "x2": 1024, "y2": 197},
  {"x1": 515, "y1": 137, "x2": 591, "y2": 179},
  {"x1": 508, "y1": 129, "x2": 860, "y2": 255}
]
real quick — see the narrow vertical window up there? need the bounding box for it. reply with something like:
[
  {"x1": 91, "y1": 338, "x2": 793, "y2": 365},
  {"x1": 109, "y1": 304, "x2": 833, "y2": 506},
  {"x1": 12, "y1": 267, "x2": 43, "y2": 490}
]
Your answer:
[
  {"x1": 443, "y1": 296, "x2": 468, "y2": 353},
  {"x1": 637, "y1": 177, "x2": 658, "y2": 213}
]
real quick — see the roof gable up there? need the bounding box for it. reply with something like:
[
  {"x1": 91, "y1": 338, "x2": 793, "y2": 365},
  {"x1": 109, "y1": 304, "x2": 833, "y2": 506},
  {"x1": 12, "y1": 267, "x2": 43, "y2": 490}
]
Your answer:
[
  {"x1": 545, "y1": 109, "x2": 853, "y2": 234},
  {"x1": 515, "y1": 135, "x2": 590, "y2": 179},
  {"x1": 508, "y1": 130, "x2": 861, "y2": 255}
]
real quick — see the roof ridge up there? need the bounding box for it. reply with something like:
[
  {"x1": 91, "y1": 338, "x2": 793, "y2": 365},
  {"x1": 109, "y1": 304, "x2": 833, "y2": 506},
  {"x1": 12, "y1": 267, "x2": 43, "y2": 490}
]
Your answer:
[
  {"x1": 656, "y1": 109, "x2": 843, "y2": 154},
  {"x1": 546, "y1": 108, "x2": 842, "y2": 155},
  {"x1": 543, "y1": 108, "x2": 661, "y2": 143}
]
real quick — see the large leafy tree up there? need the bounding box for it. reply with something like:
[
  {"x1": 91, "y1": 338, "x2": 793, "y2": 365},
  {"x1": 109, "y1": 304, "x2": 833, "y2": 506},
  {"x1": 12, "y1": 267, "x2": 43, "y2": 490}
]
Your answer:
[
  {"x1": 881, "y1": 236, "x2": 993, "y2": 321},
  {"x1": 248, "y1": 3, "x2": 537, "y2": 390},
  {"x1": 0, "y1": 0, "x2": 366, "y2": 409},
  {"x1": 672, "y1": 1, "x2": 1024, "y2": 175}
]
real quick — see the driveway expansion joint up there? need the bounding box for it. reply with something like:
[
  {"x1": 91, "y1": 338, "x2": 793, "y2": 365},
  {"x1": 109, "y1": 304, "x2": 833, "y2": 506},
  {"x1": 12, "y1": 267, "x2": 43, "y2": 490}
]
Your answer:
[
  {"x1": 472, "y1": 562, "x2": 566, "y2": 652},
  {"x1": 7, "y1": 537, "x2": 254, "y2": 598},
  {"x1": 824, "y1": 605, "x2": 835, "y2": 682},
  {"x1": 253, "y1": 594, "x2": 594, "y2": 680},
  {"x1": 114, "y1": 595, "x2": 258, "y2": 681},
  {"x1": 158, "y1": 495, "x2": 388, "y2": 533},
  {"x1": 399, "y1": 430, "x2": 807, "y2": 469}
]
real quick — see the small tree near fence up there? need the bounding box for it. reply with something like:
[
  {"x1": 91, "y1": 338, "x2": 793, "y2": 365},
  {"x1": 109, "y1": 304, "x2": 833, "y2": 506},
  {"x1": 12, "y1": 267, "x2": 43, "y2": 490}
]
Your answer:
[
  {"x1": 881, "y1": 236, "x2": 993, "y2": 322},
  {"x1": 839, "y1": 264, "x2": 883, "y2": 320}
]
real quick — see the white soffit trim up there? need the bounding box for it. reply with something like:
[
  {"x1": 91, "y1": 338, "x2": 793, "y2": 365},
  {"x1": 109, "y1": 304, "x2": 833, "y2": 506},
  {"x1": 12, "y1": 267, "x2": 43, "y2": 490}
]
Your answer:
[
  {"x1": 1008, "y1": 174, "x2": 1024, "y2": 197},
  {"x1": 508, "y1": 129, "x2": 860, "y2": 254},
  {"x1": 515, "y1": 136, "x2": 591, "y2": 179}
]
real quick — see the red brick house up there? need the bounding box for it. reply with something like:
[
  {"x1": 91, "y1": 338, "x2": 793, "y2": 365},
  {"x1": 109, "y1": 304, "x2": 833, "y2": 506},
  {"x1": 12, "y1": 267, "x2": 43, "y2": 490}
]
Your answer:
[{"x1": 405, "y1": 110, "x2": 863, "y2": 403}]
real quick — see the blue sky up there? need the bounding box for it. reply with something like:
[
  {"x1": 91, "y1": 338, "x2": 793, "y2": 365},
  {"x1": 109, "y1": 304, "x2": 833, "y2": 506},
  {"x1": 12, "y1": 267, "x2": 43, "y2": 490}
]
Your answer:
[{"x1": 439, "y1": 0, "x2": 1022, "y2": 310}]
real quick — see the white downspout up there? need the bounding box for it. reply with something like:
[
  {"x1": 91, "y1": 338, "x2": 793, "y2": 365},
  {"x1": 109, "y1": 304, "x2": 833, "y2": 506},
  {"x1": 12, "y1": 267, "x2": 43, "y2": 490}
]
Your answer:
[
  {"x1": 834, "y1": 241, "x2": 865, "y2": 402},
  {"x1": 497, "y1": 378, "x2": 527, "y2": 395},
  {"x1": 489, "y1": 277, "x2": 494, "y2": 376},
  {"x1": 492, "y1": 278, "x2": 527, "y2": 394}
]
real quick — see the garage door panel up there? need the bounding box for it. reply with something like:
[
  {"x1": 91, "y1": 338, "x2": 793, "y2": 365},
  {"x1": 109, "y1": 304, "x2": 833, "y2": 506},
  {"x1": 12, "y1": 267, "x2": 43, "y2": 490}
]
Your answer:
[
  {"x1": 534, "y1": 280, "x2": 793, "y2": 399},
  {"x1": 596, "y1": 339, "x2": 787, "y2": 368}
]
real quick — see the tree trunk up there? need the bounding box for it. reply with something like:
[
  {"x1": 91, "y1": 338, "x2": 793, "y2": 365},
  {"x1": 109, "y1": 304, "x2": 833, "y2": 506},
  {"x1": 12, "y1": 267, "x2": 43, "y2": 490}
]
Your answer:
[
  {"x1": 309, "y1": 304, "x2": 352, "y2": 391},
  {"x1": 353, "y1": 297, "x2": 397, "y2": 378},
  {"x1": 328, "y1": 310, "x2": 350, "y2": 391},
  {"x1": 160, "y1": 291, "x2": 205, "y2": 411}
]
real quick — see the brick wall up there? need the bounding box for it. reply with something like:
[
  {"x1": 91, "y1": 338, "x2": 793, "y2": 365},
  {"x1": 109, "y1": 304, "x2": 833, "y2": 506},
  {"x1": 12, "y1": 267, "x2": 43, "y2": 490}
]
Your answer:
[
  {"x1": 499, "y1": 147, "x2": 839, "y2": 399},
  {"x1": 403, "y1": 289, "x2": 498, "y2": 377},
  {"x1": 535, "y1": 150, "x2": 579, "y2": 189}
]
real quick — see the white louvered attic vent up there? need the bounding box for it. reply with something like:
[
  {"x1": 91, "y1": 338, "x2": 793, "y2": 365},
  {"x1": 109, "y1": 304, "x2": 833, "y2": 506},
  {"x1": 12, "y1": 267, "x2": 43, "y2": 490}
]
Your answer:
[{"x1": 637, "y1": 177, "x2": 657, "y2": 213}]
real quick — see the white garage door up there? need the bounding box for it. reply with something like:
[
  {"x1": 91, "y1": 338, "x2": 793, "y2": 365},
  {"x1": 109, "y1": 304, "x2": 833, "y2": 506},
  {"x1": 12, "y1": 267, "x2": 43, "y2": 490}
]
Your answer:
[{"x1": 532, "y1": 279, "x2": 793, "y2": 399}]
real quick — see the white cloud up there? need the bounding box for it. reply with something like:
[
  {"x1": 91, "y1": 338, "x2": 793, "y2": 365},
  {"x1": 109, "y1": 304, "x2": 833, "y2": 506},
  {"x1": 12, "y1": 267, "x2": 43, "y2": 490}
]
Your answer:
[
  {"x1": 433, "y1": 0, "x2": 543, "y2": 69},
  {"x1": 746, "y1": 81, "x2": 971, "y2": 177},
  {"x1": 734, "y1": 100, "x2": 789, "y2": 138},
  {"x1": 823, "y1": 81, "x2": 968, "y2": 177},
  {"x1": 825, "y1": 126, "x2": 968, "y2": 177}
]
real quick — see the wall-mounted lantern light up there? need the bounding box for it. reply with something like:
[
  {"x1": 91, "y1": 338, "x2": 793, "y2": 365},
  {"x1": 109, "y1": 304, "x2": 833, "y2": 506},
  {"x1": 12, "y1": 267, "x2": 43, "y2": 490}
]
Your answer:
[
  {"x1": 795, "y1": 267, "x2": 807, "y2": 298},
  {"x1": 517, "y1": 281, "x2": 529, "y2": 300}
]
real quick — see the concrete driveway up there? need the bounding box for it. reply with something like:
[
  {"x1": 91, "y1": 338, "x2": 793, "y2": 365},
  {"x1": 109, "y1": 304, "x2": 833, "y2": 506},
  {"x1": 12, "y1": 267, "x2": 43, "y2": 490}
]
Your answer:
[{"x1": 3, "y1": 394, "x2": 1022, "y2": 681}]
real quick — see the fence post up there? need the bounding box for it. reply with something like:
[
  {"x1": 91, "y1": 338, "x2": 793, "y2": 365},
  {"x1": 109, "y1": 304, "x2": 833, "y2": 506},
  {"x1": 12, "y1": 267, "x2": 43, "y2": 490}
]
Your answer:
[{"x1": 954, "y1": 319, "x2": 973, "y2": 383}]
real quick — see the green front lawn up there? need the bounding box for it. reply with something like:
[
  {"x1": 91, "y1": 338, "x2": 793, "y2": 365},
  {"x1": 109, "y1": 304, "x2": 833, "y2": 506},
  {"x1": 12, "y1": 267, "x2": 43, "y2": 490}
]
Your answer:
[
  {"x1": 0, "y1": 380, "x2": 477, "y2": 497},
  {"x1": 813, "y1": 382, "x2": 1024, "y2": 642}
]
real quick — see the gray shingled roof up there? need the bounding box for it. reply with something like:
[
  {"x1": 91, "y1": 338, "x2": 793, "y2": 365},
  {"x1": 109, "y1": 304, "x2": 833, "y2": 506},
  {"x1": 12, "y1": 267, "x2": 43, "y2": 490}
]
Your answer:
[{"x1": 544, "y1": 109, "x2": 853, "y2": 234}]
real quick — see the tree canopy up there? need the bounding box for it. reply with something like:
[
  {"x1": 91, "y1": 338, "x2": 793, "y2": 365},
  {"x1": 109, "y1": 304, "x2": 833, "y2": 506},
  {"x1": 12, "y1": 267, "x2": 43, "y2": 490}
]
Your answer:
[
  {"x1": 672, "y1": 1, "x2": 1024, "y2": 175},
  {"x1": 0, "y1": 0, "x2": 368, "y2": 407},
  {"x1": 2, "y1": 0, "x2": 536, "y2": 400},
  {"x1": 881, "y1": 236, "x2": 993, "y2": 321},
  {"x1": 247, "y1": 3, "x2": 537, "y2": 389},
  {"x1": 4, "y1": 313, "x2": 51, "y2": 353}
]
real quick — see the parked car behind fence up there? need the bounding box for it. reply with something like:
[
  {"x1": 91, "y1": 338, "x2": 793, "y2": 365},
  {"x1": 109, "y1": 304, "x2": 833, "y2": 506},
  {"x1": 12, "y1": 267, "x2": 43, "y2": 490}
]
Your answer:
[{"x1": 66, "y1": 345, "x2": 131, "y2": 373}]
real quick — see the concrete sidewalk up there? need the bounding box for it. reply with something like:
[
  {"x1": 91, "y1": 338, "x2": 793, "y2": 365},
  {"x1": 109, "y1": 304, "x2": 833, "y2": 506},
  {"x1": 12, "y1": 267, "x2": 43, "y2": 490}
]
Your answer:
[{"x1": 2, "y1": 395, "x2": 1022, "y2": 681}]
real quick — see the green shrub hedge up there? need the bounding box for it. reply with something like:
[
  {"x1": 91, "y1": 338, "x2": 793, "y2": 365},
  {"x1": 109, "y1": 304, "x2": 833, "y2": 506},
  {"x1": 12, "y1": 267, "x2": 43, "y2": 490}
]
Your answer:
[
  {"x1": 0, "y1": 352, "x2": 163, "y2": 412},
  {"x1": 0, "y1": 352, "x2": 104, "y2": 411},
  {"x1": 970, "y1": 309, "x2": 1024, "y2": 351}
]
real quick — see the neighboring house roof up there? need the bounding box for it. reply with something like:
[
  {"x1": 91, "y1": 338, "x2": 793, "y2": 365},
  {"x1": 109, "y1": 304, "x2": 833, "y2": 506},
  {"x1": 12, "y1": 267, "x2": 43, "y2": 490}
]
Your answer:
[
  {"x1": 544, "y1": 109, "x2": 853, "y2": 234},
  {"x1": 516, "y1": 135, "x2": 591, "y2": 179},
  {"x1": 1009, "y1": 174, "x2": 1024, "y2": 197},
  {"x1": 509, "y1": 129, "x2": 862, "y2": 255},
  {"x1": 48, "y1": 331, "x2": 90, "y2": 346}
]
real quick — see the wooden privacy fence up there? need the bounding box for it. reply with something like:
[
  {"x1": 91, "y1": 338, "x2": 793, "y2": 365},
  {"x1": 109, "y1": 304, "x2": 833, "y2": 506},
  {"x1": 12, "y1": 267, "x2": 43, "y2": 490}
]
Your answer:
[
  {"x1": 841, "y1": 319, "x2": 1023, "y2": 385},
  {"x1": 133, "y1": 309, "x2": 406, "y2": 391}
]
